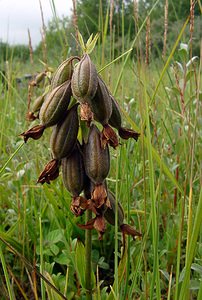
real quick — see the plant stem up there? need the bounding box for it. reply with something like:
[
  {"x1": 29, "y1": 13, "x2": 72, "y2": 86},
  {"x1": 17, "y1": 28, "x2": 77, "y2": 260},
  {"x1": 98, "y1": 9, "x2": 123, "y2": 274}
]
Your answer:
[{"x1": 85, "y1": 210, "x2": 92, "y2": 300}]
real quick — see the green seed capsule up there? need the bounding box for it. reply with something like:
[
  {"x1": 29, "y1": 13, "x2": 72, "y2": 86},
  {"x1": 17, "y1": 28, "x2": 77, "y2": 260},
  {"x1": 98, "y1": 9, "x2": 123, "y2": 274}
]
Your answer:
[
  {"x1": 71, "y1": 54, "x2": 98, "y2": 103},
  {"x1": 51, "y1": 57, "x2": 75, "y2": 89},
  {"x1": 39, "y1": 80, "x2": 72, "y2": 127},
  {"x1": 84, "y1": 124, "x2": 110, "y2": 185},
  {"x1": 50, "y1": 103, "x2": 79, "y2": 160},
  {"x1": 61, "y1": 142, "x2": 86, "y2": 197},
  {"x1": 89, "y1": 77, "x2": 112, "y2": 126},
  {"x1": 104, "y1": 191, "x2": 124, "y2": 226}
]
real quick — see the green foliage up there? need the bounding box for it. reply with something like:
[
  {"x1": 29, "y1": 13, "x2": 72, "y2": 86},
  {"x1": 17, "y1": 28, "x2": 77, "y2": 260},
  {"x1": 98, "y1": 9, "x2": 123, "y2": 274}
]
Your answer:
[{"x1": 0, "y1": 41, "x2": 29, "y2": 62}]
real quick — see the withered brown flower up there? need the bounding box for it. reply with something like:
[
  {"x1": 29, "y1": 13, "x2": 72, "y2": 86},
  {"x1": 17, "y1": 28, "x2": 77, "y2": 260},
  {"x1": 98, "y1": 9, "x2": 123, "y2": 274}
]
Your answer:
[
  {"x1": 20, "y1": 124, "x2": 45, "y2": 143},
  {"x1": 37, "y1": 159, "x2": 59, "y2": 184}
]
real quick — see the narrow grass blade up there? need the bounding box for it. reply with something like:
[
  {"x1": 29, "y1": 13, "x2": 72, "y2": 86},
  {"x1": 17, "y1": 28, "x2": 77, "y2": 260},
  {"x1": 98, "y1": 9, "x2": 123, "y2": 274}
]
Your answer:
[{"x1": 0, "y1": 245, "x2": 15, "y2": 300}]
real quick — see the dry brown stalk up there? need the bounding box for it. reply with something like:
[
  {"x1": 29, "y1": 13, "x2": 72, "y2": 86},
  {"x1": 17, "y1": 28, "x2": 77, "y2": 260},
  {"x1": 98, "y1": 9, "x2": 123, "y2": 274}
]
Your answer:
[
  {"x1": 163, "y1": 0, "x2": 168, "y2": 58},
  {"x1": 189, "y1": 0, "x2": 195, "y2": 58},
  {"x1": 39, "y1": 0, "x2": 47, "y2": 65},
  {"x1": 72, "y1": 0, "x2": 79, "y2": 47},
  {"x1": 145, "y1": 17, "x2": 151, "y2": 65},
  {"x1": 27, "y1": 28, "x2": 34, "y2": 65},
  {"x1": 133, "y1": 0, "x2": 138, "y2": 22}
]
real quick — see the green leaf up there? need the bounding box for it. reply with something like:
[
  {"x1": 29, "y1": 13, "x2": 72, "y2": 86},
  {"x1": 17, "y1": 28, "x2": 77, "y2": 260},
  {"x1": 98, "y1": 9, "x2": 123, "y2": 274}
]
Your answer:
[
  {"x1": 46, "y1": 229, "x2": 64, "y2": 244},
  {"x1": 78, "y1": 31, "x2": 86, "y2": 53},
  {"x1": 107, "y1": 246, "x2": 127, "y2": 300},
  {"x1": 86, "y1": 32, "x2": 100, "y2": 54},
  {"x1": 75, "y1": 240, "x2": 86, "y2": 288},
  {"x1": 54, "y1": 250, "x2": 71, "y2": 266},
  {"x1": 191, "y1": 263, "x2": 202, "y2": 276},
  {"x1": 86, "y1": 33, "x2": 94, "y2": 48},
  {"x1": 186, "y1": 56, "x2": 199, "y2": 68},
  {"x1": 50, "y1": 244, "x2": 60, "y2": 256},
  {"x1": 186, "y1": 70, "x2": 195, "y2": 82}
]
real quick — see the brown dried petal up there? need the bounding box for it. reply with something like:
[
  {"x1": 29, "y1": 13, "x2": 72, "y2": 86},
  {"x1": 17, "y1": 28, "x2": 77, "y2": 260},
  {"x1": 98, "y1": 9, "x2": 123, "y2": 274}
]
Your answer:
[
  {"x1": 20, "y1": 124, "x2": 45, "y2": 143},
  {"x1": 26, "y1": 111, "x2": 38, "y2": 121},
  {"x1": 70, "y1": 196, "x2": 88, "y2": 217},
  {"x1": 37, "y1": 159, "x2": 59, "y2": 184},
  {"x1": 120, "y1": 223, "x2": 142, "y2": 240},
  {"x1": 101, "y1": 124, "x2": 119, "y2": 149},
  {"x1": 80, "y1": 102, "x2": 94, "y2": 124},
  {"x1": 118, "y1": 127, "x2": 140, "y2": 141},
  {"x1": 77, "y1": 215, "x2": 106, "y2": 240},
  {"x1": 91, "y1": 184, "x2": 108, "y2": 210}
]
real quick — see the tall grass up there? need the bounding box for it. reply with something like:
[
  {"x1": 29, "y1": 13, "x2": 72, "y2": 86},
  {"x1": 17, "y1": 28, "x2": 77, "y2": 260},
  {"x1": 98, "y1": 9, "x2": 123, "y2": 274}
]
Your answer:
[{"x1": 0, "y1": 0, "x2": 201, "y2": 299}]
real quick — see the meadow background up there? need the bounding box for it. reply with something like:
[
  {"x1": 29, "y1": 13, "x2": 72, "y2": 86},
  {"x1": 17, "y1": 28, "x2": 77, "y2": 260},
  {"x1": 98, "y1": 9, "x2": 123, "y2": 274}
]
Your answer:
[{"x1": 0, "y1": 0, "x2": 201, "y2": 299}]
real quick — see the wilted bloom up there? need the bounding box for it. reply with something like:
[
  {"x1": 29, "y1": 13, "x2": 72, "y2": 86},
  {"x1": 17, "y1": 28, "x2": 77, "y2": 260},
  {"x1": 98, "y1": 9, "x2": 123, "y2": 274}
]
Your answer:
[
  {"x1": 78, "y1": 214, "x2": 106, "y2": 240},
  {"x1": 118, "y1": 127, "x2": 140, "y2": 141},
  {"x1": 37, "y1": 159, "x2": 59, "y2": 184},
  {"x1": 20, "y1": 124, "x2": 45, "y2": 143},
  {"x1": 70, "y1": 196, "x2": 88, "y2": 216}
]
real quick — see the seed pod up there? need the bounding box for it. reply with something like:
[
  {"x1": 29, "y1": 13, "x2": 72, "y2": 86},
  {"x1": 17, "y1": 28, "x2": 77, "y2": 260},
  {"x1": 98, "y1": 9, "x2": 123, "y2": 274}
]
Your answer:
[
  {"x1": 109, "y1": 94, "x2": 140, "y2": 142},
  {"x1": 104, "y1": 191, "x2": 124, "y2": 226},
  {"x1": 39, "y1": 80, "x2": 72, "y2": 127},
  {"x1": 61, "y1": 142, "x2": 86, "y2": 197},
  {"x1": 84, "y1": 124, "x2": 110, "y2": 185},
  {"x1": 35, "y1": 72, "x2": 46, "y2": 85},
  {"x1": 104, "y1": 191, "x2": 142, "y2": 242},
  {"x1": 89, "y1": 77, "x2": 112, "y2": 125},
  {"x1": 50, "y1": 103, "x2": 79, "y2": 160},
  {"x1": 31, "y1": 94, "x2": 46, "y2": 114},
  {"x1": 51, "y1": 57, "x2": 75, "y2": 89},
  {"x1": 71, "y1": 54, "x2": 98, "y2": 103},
  {"x1": 26, "y1": 92, "x2": 47, "y2": 121},
  {"x1": 108, "y1": 94, "x2": 122, "y2": 129}
]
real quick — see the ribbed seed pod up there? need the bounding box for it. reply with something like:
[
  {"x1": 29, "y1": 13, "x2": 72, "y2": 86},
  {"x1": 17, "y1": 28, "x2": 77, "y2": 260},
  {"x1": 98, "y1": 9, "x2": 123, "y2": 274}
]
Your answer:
[
  {"x1": 50, "y1": 103, "x2": 79, "y2": 160},
  {"x1": 109, "y1": 94, "x2": 140, "y2": 142},
  {"x1": 21, "y1": 82, "x2": 72, "y2": 142},
  {"x1": 26, "y1": 93, "x2": 47, "y2": 121},
  {"x1": 104, "y1": 191, "x2": 124, "y2": 226},
  {"x1": 104, "y1": 191, "x2": 142, "y2": 241},
  {"x1": 89, "y1": 77, "x2": 112, "y2": 125},
  {"x1": 31, "y1": 94, "x2": 46, "y2": 114},
  {"x1": 51, "y1": 57, "x2": 75, "y2": 89},
  {"x1": 61, "y1": 142, "x2": 85, "y2": 197},
  {"x1": 62, "y1": 142, "x2": 89, "y2": 216},
  {"x1": 84, "y1": 124, "x2": 110, "y2": 185},
  {"x1": 39, "y1": 80, "x2": 72, "y2": 127},
  {"x1": 108, "y1": 94, "x2": 122, "y2": 129},
  {"x1": 71, "y1": 54, "x2": 98, "y2": 103}
]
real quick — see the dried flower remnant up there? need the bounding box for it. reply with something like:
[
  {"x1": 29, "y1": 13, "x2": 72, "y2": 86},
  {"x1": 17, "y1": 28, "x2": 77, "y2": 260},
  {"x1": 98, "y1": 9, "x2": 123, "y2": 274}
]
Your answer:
[
  {"x1": 37, "y1": 159, "x2": 60, "y2": 184},
  {"x1": 20, "y1": 124, "x2": 45, "y2": 143},
  {"x1": 78, "y1": 214, "x2": 106, "y2": 240}
]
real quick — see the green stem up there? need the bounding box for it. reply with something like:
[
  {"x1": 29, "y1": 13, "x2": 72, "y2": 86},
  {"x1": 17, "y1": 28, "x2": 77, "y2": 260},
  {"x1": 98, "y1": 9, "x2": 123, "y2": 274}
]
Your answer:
[{"x1": 85, "y1": 210, "x2": 92, "y2": 300}]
